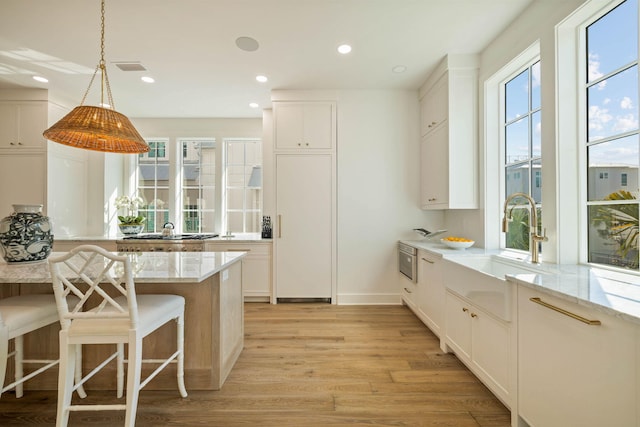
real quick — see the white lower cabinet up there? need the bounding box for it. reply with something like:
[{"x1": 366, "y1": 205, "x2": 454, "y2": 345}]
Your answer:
[
  {"x1": 400, "y1": 274, "x2": 418, "y2": 312},
  {"x1": 416, "y1": 251, "x2": 444, "y2": 339},
  {"x1": 445, "y1": 290, "x2": 511, "y2": 407},
  {"x1": 205, "y1": 242, "x2": 272, "y2": 302},
  {"x1": 517, "y1": 285, "x2": 638, "y2": 427}
]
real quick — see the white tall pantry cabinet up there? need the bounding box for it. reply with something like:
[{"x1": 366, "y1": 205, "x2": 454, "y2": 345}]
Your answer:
[{"x1": 271, "y1": 96, "x2": 336, "y2": 302}]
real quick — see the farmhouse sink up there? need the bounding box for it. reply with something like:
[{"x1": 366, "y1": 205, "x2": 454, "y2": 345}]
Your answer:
[
  {"x1": 446, "y1": 254, "x2": 546, "y2": 280},
  {"x1": 442, "y1": 255, "x2": 548, "y2": 321}
]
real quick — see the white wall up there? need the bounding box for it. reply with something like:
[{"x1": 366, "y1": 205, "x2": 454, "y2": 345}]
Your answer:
[{"x1": 335, "y1": 90, "x2": 443, "y2": 304}]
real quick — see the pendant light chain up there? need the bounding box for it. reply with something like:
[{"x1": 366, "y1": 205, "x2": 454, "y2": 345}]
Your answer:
[
  {"x1": 79, "y1": 0, "x2": 116, "y2": 110},
  {"x1": 42, "y1": 0, "x2": 149, "y2": 154}
]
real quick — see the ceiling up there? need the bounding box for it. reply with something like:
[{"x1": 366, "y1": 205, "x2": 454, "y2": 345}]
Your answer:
[{"x1": 0, "y1": 0, "x2": 533, "y2": 119}]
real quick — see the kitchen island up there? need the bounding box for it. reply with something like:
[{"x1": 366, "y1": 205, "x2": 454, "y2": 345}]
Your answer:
[{"x1": 0, "y1": 250, "x2": 246, "y2": 391}]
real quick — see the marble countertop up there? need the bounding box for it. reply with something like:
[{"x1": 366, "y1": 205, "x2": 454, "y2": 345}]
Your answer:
[
  {"x1": 401, "y1": 239, "x2": 640, "y2": 325},
  {"x1": 0, "y1": 251, "x2": 246, "y2": 284}
]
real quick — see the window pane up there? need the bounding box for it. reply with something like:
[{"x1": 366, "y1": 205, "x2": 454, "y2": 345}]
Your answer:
[
  {"x1": 505, "y1": 207, "x2": 530, "y2": 251},
  {"x1": 531, "y1": 159, "x2": 542, "y2": 203},
  {"x1": 531, "y1": 61, "x2": 541, "y2": 111},
  {"x1": 587, "y1": 135, "x2": 639, "y2": 201},
  {"x1": 588, "y1": 203, "x2": 639, "y2": 270},
  {"x1": 587, "y1": 66, "x2": 639, "y2": 142},
  {"x1": 505, "y1": 69, "x2": 529, "y2": 122},
  {"x1": 180, "y1": 139, "x2": 215, "y2": 233},
  {"x1": 531, "y1": 110, "x2": 541, "y2": 158},
  {"x1": 227, "y1": 142, "x2": 245, "y2": 164},
  {"x1": 227, "y1": 188, "x2": 244, "y2": 210},
  {"x1": 586, "y1": 0, "x2": 638, "y2": 83},
  {"x1": 506, "y1": 117, "x2": 529, "y2": 164},
  {"x1": 226, "y1": 165, "x2": 247, "y2": 187},
  {"x1": 506, "y1": 164, "x2": 529, "y2": 196},
  {"x1": 227, "y1": 211, "x2": 244, "y2": 232}
]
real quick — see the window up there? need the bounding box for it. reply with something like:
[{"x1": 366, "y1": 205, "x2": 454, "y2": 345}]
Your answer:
[
  {"x1": 133, "y1": 137, "x2": 262, "y2": 235},
  {"x1": 503, "y1": 60, "x2": 542, "y2": 252},
  {"x1": 138, "y1": 139, "x2": 170, "y2": 232},
  {"x1": 181, "y1": 139, "x2": 216, "y2": 233},
  {"x1": 224, "y1": 139, "x2": 262, "y2": 233},
  {"x1": 585, "y1": 0, "x2": 639, "y2": 270}
]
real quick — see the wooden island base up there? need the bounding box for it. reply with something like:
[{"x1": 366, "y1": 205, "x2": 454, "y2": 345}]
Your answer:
[{"x1": 1, "y1": 256, "x2": 244, "y2": 392}]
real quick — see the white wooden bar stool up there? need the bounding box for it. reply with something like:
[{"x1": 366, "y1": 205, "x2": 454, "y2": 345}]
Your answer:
[
  {"x1": 0, "y1": 294, "x2": 85, "y2": 399},
  {"x1": 48, "y1": 245, "x2": 187, "y2": 427}
]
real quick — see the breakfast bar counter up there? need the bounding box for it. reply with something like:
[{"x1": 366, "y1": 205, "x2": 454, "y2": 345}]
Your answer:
[{"x1": 0, "y1": 250, "x2": 247, "y2": 391}]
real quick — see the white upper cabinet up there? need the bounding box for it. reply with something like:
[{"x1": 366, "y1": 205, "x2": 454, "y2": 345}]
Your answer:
[
  {"x1": 419, "y1": 55, "x2": 478, "y2": 210},
  {"x1": 0, "y1": 101, "x2": 48, "y2": 150},
  {"x1": 420, "y1": 75, "x2": 448, "y2": 136},
  {"x1": 273, "y1": 102, "x2": 336, "y2": 150}
]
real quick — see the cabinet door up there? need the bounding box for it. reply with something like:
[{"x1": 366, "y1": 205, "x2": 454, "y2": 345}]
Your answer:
[
  {"x1": 0, "y1": 102, "x2": 47, "y2": 149},
  {"x1": 518, "y1": 286, "x2": 637, "y2": 427},
  {"x1": 274, "y1": 102, "x2": 334, "y2": 150},
  {"x1": 470, "y1": 308, "x2": 510, "y2": 401},
  {"x1": 400, "y1": 274, "x2": 418, "y2": 310},
  {"x1": 205, "y1": 243, "x2": 272, "y2": 300},
  {"x1": 274, "y1": 103, "x2": 304, "y2": 150},
  {"x1": 445, "y1": 291, "x2": 471, "y2": 360},
  {"x1": 420, "y1": 74, "x2": 448, "y2": 136},
  {"x1": 417, "y1": 252, "x2": 444, "y2": 337},
  {"x1": 0, "y1": 152, "x2": 46, "y2": 216},
  {"x1": 421, "y1": 125, "x2": 449, "y2": 208},
  {"x1": 275, "y1": 154, "x2": 333, "y2": 299},
  {"x1": 17, "y1": 102, "x2": 48, "y2": 148}
]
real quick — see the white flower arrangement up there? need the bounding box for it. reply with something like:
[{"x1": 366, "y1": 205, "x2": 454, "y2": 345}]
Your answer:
[{"x1": 114, "y1": 195, "x2": 145, "y2": 225}]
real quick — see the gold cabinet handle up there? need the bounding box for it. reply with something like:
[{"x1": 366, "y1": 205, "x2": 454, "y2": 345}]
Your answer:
[
  {"x1": 421, "y1": 258, "x2": 434, "y2": 264},
  {"x1": 278, "y1": 215, "x2": 282, "y2": 238},
  {"x1": 529, "y1": 297, "x2": 601, "y2": 326},
  {"x1": 403, "y1": 287, "x2": 412, "y2": 294},
  {"x1": 462, "y1": 307, "x2": 469, "y2": 313},
  {"x1": 470, "y1": 313, "x2": 478, "y2": 318}
]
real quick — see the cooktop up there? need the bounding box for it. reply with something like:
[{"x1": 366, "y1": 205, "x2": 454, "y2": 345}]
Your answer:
[{"x1": 123, "y1": 233, "x2": 219, "y2": 240}]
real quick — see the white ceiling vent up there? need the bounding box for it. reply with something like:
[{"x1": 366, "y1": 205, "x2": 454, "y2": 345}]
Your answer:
[{"x1": 113, "y1": 62, "x2": 147, "y2": 71}]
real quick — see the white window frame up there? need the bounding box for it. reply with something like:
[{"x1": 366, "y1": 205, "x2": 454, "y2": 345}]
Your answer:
[
  {"x1": 557, "y1": 0, "x2": 636, "y2": 269},
  {"x1": 484, "y1": 42, "x2": 541, "y2": 251},
  {"x1": 222, "y1": 138, "x2": 262, "y2": 234}
]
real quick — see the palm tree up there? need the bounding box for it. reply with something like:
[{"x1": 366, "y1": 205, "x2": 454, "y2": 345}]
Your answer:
[{"x1": 590, "y1": 190, "x2": 639, "y2": 269}]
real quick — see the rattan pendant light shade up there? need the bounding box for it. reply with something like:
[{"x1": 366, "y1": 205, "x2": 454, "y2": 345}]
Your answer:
[
  {"x1": 43, "y1": 0, "x2": 148, "y2": 154},
  {"x1": 44, "y1": 106, "x2": 147, "y2": 153}
]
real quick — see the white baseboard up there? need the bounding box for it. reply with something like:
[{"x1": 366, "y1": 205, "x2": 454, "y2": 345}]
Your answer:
[{"x1": 336, "y1": 293, "x2": 402, "y2": 305}]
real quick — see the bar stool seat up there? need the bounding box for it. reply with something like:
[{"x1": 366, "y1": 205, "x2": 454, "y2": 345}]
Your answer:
[{"x1": 0, "y1": 294, "x2": 84, "y2": 399}]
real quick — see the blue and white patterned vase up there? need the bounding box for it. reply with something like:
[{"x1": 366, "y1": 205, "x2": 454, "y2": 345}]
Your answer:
[{"x1": 0, "y1": 204, "x2": 53, "y2": 263}]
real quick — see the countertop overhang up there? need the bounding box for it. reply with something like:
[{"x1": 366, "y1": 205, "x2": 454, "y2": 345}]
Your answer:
[{"x1": 0, "y1": 251, "x2": 247, "y2": 284}]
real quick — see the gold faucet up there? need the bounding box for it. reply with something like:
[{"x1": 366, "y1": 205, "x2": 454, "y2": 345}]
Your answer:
[{"x1": 502, "y1": 192, "x2": 548, "y2": 264}]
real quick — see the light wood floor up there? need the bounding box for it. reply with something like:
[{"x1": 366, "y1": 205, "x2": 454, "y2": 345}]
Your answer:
[{"x1": 0, "y1": 303, "x2": 511, "y2": 426}]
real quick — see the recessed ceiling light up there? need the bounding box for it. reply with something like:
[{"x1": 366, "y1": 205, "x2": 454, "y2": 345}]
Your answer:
[
  {"x1": 256, "y1": 75, "x2": 268, "y2": 83},
  {"x1": 337, "y1": 44, "x2": 352, "y2": 54},
  {"x1": 141, "y1": 76, "x2": 155, "y2": 83},
  {"x1": 236, "y1": 36, "x2": 259, "y2": 52},
  {"x1": 32, "y1": 75, "x2": 48, "y2": 83},
  {"x1": 392, "y1": 65, "x2": 407, "y2": 73},
  {"x1": 249, "y1": 102, "x2": 259, "y2": 108}
]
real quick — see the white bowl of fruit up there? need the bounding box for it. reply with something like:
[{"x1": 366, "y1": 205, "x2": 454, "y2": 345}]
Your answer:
[{"x1": 440, "y1": 236, "x2": 474, "y2": 249}]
